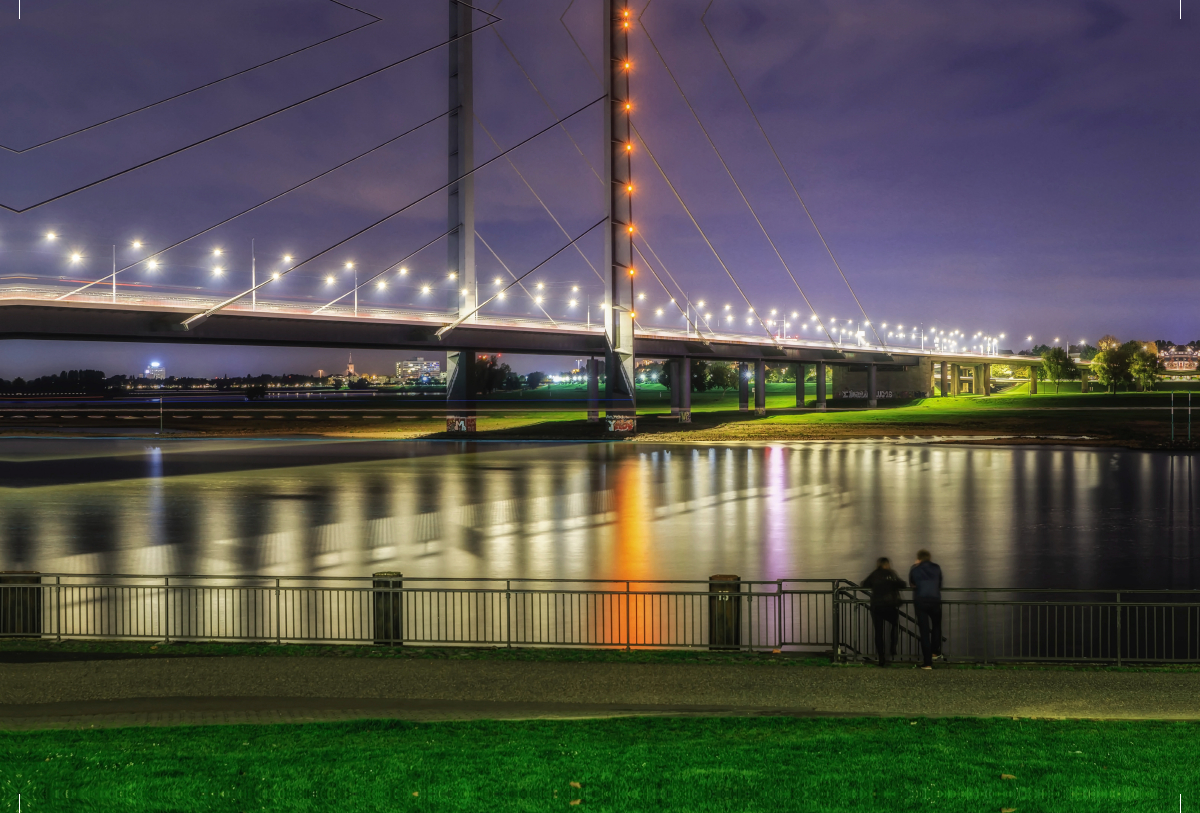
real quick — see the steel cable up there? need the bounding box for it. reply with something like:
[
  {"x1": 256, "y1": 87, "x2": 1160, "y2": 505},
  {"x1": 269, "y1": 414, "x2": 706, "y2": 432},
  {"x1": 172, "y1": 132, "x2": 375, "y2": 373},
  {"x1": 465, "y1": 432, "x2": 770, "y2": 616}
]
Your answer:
[
  {"x1": 639, "y1": 2, "x2": 834, "y2": 344},
  {"x1": 631, "y1": 123, "x2": 777, "y2": 343},
  {"x1": 182, "y1": 95, "x2": 605, "y2": 328},
  {"x1": 700, "y1": 0, "x2": 883, "y2": 347}
]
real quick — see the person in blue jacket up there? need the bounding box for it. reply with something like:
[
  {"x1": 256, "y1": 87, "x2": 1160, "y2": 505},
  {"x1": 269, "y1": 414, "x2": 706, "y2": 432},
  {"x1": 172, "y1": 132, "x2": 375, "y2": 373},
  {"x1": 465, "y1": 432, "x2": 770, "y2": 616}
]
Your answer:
[{"x1": 908, "y1": 549, "x2": 943, "y2": 669}]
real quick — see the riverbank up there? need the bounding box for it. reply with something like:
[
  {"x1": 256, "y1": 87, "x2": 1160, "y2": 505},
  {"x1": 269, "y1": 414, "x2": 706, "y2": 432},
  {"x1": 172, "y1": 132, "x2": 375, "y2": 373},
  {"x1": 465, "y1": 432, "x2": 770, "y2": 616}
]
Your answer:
[{"x1": 2, "y1": 391, "x2": 1196, "y2": 449}]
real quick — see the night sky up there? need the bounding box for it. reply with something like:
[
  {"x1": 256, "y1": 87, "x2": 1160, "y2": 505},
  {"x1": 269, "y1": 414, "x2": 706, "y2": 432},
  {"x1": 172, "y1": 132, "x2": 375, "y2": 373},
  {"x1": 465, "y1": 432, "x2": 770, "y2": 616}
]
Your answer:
[{"x1": 1, "y1": 0, "x2": 1195, "y2": 378}]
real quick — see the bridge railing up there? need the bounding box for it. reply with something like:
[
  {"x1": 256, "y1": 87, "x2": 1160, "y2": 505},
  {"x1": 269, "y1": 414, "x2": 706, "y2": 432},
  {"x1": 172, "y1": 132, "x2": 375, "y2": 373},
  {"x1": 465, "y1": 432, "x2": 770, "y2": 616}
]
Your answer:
[{"x1": 3, "y1": 574, "x2": 1197, "y2": 662}]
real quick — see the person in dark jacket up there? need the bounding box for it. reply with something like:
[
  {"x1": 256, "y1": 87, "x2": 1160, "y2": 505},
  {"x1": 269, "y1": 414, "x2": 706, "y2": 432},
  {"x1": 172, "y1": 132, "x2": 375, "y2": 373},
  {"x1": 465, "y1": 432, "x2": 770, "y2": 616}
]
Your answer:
[
  {"x1": 909, "y1": 549, "x2": 943, "y2": 669},
  {"x1": 862, "y1": 557, "x2": 905, "y2": 667}
]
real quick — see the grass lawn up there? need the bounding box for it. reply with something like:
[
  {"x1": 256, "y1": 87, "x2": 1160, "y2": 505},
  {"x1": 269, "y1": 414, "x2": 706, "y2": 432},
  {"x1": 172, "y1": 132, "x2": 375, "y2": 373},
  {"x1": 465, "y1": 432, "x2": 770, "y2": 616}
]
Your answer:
[{"x1": 2, "y1": 716, "x2": 1196, "y2": 811}]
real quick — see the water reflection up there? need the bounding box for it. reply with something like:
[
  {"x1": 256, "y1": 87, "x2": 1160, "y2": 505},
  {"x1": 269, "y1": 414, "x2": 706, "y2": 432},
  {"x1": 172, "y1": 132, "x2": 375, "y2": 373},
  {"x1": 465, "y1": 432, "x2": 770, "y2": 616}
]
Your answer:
[{"x1": 0, "y1": 438, "x2": 1197, "y2": 589}]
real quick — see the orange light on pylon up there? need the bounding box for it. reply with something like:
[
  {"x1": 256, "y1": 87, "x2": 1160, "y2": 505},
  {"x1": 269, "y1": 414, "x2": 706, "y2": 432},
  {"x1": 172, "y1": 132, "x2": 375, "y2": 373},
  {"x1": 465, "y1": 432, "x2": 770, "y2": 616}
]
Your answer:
[
  {"x1": 628, "y1": 267, "x2": 635, "y2": 276},
  {"x1": 627, "y1": 184, "x2": 633, "y2": 193},
  {"x1": 625, "y1": 102, "x2": 632, "y2": 111},
  {"x1": 624, "y1": 61, "x2": 631, "y2": 70},
  {"x1": 627, "y1": 225, "x2": 634, "y2": 234},
  {"x1": 625, "y1": 142, "x2": 633, "y2": 152}
]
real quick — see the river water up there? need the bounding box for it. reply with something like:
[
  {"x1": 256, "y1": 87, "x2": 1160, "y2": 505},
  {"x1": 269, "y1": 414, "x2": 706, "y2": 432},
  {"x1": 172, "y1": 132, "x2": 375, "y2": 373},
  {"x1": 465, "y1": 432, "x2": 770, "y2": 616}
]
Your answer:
[{"x1": 1, "y1": 438, "x2": 1197, "y2": 589}]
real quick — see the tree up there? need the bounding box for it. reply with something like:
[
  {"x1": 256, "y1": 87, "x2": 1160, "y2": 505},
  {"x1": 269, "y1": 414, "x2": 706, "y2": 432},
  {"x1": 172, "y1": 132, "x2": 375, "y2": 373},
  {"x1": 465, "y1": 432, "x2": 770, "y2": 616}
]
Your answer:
[
  {"x1": 706, "y1": 362, "x2": 738, "y2": 396},
  {"x1": 1090, "y1": 337, "x2": 1136, "y2": 394},
  {"x1": 525, "y1": 371, "x2": 546, "y2": 390},
  {"x1": 766, "y1": 364, "x2": 795, "y2": 383},
  {"x1": 659, "y1": 360, "x2": 710, "y2": 392},
  {"x1": 1129, "y1": 347, "x2": 1161, "y2": 392},
  {"x1": 474, "y1": 356, "x2": 512, "y2": 395},
  {"x1": 1040, "y1": 347, "x2": 1078, "y2": 393}
]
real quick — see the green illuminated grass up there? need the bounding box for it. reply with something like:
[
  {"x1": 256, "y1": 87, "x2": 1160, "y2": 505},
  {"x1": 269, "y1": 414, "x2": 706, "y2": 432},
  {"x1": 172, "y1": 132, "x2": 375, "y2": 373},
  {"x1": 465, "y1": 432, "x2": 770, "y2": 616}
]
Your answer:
[{"x1": 2, "y1": 716, "x2": 1196, "y2": 811}]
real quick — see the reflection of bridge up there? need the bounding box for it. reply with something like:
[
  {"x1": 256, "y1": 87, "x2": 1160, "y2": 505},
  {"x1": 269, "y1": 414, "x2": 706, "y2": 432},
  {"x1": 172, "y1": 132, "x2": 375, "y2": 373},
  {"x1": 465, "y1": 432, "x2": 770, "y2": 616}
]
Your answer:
[{"x1": 6, "y1": 1, "x2": 1038, "y2": 431}]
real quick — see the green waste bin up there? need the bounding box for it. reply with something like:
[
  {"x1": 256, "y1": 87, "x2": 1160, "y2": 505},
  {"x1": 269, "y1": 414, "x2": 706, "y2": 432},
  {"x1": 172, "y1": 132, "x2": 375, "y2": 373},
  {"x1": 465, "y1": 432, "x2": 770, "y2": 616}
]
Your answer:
[
  {"x1": 373, "y1": 572, "x2": 403, "y2": 645},
  {"x1": 708, "y1": 574, "x2": 741, "y2": 650},
  {"x1": 0, "y1": 572, "x2": 42, "y2": 637}
]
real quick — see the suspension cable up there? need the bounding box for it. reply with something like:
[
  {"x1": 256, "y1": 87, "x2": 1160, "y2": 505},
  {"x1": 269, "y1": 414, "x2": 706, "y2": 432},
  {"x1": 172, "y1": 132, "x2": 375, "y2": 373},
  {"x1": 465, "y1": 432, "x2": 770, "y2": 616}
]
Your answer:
[
  {"x1": 181, "y1": 95, "x2": 605, "y2": 328},
  {"x1": 311, "y1": 229, "x2": 451, "y2": 314},
  {"x1": 495, "y1": 21, "x2": 694, "y2": 312},
  {"x1": 5, "y1": 19, "x2": 500, "y2": 214},
  {"x1": 699, "y1": 0, "x2": 883, "y2": 347},
  {"x1": 57, "y1": 110, "x2": 451, "y2": 301},
  {"x1": 475, "y1": 230, "x2": 561, "y2": 327},
  {"x1": 631, "y1": 123, "x2": 777, "y2": 343},
  {"x1": 475, "y1": 113, "x2": 603, "y2": 284},
  {"x1": 639, "y1": 11, "x2": 834, "y2": 345},
  {"x1": 2, "y1": 0, "x2": 386, "y2": 156},
  {"x1": 437, "y1": 218, "x2": 605, "y2": 337},
  {"x1": 632, "y1": 242, "x2": 708, "y2": 338}
]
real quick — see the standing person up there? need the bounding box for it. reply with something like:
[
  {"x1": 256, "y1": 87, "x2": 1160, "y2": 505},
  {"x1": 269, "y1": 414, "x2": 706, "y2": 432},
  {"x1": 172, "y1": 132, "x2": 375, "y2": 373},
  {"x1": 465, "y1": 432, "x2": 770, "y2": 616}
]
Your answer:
[
  {"x1": 862, "y1": 557, "x2": 905, "y2": 667},
  {"x1": 909, "y1": 549, "x2": 943, "y2": 670}
]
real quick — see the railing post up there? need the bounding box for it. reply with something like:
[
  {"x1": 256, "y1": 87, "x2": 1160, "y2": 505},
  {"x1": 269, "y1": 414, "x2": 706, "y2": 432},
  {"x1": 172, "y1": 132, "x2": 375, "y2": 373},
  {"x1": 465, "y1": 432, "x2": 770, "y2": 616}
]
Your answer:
[
  {"x1": 55, "y1": 576, "x2": 61, "y2": 642},
  {"x1": 275, "y1": 578, "x2": 281, "y2": 644},
  {"x1": 776, "y1": 580, "x2": 784, "y2": 650},
  {"x1": 505, "y1": 580, "x2": 511, "y2": 648},
  {"x1": 1116, "y1": 592, "x2": 1122, "y2": 666},
  {"x1": 831, "y1": 580, "x2": 841, "y2": 662},
  {"x1": 163, "y1": 576, "x2": 170, "y2": 643},
  {"x1": 625, "y1": 581, "x2": 631, "y2": 651}
]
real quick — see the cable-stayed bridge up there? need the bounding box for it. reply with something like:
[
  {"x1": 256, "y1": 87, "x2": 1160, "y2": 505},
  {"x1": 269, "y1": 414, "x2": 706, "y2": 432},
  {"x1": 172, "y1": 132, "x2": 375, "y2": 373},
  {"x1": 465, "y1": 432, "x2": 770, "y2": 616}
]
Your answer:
[{"x1": 0, "y1": 0, "x2": 1036, "y2": 431}]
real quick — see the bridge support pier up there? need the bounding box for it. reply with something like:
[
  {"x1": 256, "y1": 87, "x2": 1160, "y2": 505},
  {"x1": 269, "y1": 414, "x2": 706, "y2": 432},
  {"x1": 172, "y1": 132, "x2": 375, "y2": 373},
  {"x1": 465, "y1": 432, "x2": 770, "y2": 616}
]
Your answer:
[
  {"x1": 868, "y1": 363, "x2": 878, "y2": 407},
  {"x1": 796, "y1": 363, "x2": 807, "y2": 408},
  {"x1": 952, "y1": 364, "x2": 961, "y2": 396},
  {"x1": 587, "y1": 358, "x2": 599, "y2": 422},
  {"x1": 446, "y1": 349, "x2": 476, "y2": 433},
  {"x1": 669, "y1": 359, "x2": 680, "y2": 416},
  {"x1": 940, "y1": 361, "x2": 948, "y2": 397},
  {"x1": 754, "y1": 359, "x2": 767, "y2": 415},
  {"x1": 1028, "y1": 366, "x2": 1037, "y2": 395},
  {"x1": 982, "y1": 363, "x2": 991, "y2": 396},
  {"x1": 678, "y1": 357, "x2": 691, "y2": 422},
  {"x1": 816, "y1": 361, "x2": 827, "y2": 410},
  {"x1": 738, "y1": 362, "x2": 749, "y2": 412}
]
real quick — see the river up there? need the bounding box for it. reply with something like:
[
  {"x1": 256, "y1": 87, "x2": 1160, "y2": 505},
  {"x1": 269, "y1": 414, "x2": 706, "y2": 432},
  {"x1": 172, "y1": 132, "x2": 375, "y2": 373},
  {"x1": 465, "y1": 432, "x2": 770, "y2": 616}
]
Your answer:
[{"x1": 1, "y1": 438, "x2": 1196, "y2": 589}]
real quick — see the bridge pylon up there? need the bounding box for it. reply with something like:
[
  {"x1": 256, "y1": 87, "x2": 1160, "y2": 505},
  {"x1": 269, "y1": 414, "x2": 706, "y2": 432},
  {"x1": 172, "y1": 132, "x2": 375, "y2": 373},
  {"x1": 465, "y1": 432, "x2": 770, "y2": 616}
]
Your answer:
[{"x1": 603, "y1": 0, "x2": 637, "y2": 433}]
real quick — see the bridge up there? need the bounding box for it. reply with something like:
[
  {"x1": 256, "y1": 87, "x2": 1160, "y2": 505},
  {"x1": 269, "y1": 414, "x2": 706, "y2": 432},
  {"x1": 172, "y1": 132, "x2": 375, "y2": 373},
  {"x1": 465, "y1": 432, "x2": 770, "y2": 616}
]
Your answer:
[{"x1": 2, "y1": 1, "x2": 1038, "y2": 431}]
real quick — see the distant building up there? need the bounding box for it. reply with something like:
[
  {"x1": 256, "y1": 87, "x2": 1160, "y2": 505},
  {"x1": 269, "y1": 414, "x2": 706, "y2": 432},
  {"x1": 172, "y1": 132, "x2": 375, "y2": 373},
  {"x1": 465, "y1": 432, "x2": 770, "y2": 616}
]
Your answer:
[
  {"x1": 314, "y1": 369, "x2": 325, "y2": 378},
  {"x1": 396, "y1": 357, "x2": 441, "y2": 381},
  {"x1": 1160, "y1": 346, "x2": 1198, "y2": 372},
  {"x1": 144, "y1": 362, "x2": 165, "y2": 380},
  {"x1": 345, "y1": 354, "x2": 356, "y2": 379}
]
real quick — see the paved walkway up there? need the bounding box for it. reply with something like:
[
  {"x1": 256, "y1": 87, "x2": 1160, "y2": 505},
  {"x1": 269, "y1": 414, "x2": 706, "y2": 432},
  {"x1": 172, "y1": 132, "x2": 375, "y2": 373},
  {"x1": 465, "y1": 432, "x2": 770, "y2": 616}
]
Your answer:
[{"x1": 3, "y1": 657, "x2": 1199, "y2": 730}]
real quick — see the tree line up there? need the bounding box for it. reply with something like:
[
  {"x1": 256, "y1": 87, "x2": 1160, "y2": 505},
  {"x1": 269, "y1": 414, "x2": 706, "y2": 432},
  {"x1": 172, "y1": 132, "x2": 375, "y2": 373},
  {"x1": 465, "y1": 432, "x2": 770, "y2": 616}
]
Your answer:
[{"x1": 1037, "y1": 336, "x2": 1161, "y2": 394}]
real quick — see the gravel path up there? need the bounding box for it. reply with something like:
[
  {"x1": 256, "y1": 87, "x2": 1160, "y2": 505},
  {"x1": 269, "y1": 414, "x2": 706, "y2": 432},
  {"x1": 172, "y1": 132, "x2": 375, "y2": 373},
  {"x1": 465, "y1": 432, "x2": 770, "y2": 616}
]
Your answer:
[{"x1": 2, "y1": 658, "x2": 1198, "y2": 729}]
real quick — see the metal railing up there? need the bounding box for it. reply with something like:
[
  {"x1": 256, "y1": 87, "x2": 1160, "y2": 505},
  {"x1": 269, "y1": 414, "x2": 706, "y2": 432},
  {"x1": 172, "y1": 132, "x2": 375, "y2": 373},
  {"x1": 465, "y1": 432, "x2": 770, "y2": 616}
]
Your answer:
[
  {"x1": 835, "y1": 584, "x2": 1200, "y2": 665},
  {"x1": 2, "y1": 574, "x2": 1197, "y2": 663}
]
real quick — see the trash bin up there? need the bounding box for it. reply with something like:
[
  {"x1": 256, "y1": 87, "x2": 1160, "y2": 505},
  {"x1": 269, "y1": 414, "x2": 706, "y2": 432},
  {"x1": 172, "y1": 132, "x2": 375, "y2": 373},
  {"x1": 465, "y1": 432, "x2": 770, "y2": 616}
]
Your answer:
[
  {"x1": 708, "y1": 574, "x2": 741, "y2": 650},
  {"x1": 372, "y1": 572, "x2": 403, "y2": 645},
  {"x1": 0, "y1": 572, "x2": 42, "y2": 637}
]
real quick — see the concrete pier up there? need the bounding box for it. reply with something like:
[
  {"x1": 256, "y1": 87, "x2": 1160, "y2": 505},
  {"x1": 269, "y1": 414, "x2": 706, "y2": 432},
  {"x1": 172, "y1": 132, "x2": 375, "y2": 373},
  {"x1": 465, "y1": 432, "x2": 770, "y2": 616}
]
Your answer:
[
  {"x1": 446, "y1": 349, "x2": 476, "y2": 433},
  {"x1": 867, "y1": 363, "x2": 877, "y2": 407},
  {"x1": 739, "y1": 362, "x2": 749, "y2": 412},
  {"x1": 816, "y1": 361, "x2": 827, "y2": 410},
  {"x1": 754, "y1": 360, "x2": 766, "y2": 416}
]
